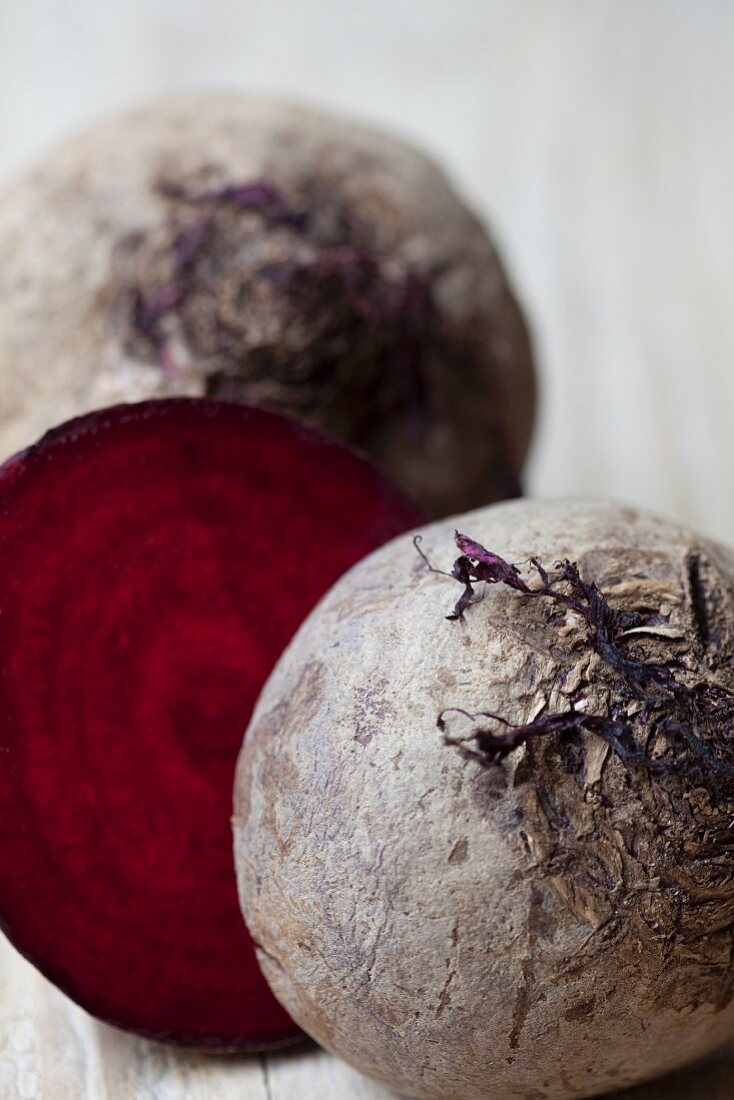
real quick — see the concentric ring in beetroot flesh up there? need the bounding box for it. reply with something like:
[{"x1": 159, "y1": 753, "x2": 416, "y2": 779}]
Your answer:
[{"x1": 0, "y1": 398, "x2": 425, "y2": 1049}]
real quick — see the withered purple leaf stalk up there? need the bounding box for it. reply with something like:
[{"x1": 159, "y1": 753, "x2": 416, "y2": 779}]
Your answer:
[{"x1": 415, "y1": 531, "x2": 734, "y2": 788}]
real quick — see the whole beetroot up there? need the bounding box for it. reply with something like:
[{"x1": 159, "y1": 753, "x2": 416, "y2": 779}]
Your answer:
[
  {"x1": 234, "y1": 499, "x2": 734, "y2": 1099},
  {"x1": 0, "y1": 92, "x2": 534, "y2": 516}
]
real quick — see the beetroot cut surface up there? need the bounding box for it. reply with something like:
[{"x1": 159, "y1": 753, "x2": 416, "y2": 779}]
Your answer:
[{"x1": 0, "y1": 398, "x2": 424, "y2": 1049}]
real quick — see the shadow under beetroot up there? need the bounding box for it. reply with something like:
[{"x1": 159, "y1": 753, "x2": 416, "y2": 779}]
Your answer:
[{"x1": 607, "y1": 1043, "x2": 734, "y2": 1100}]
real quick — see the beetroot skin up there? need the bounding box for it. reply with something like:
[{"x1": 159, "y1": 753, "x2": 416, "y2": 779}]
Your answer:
[{"x1": 0, "y1": 398, "x2": 424, "y2": 1049}]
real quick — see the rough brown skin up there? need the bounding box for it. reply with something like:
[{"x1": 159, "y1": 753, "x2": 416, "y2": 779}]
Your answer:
[
  {"x1": 0, "y1": 92, "x2": 535, "y2": 517},
  {"x1": 234, "y1": 499, "x2": 734, "y2": 1100}
]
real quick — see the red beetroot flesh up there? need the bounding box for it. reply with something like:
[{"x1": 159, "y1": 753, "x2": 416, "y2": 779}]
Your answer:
[{"x1": 0, "y1": 399, "x2": 424, "y2": 1049}]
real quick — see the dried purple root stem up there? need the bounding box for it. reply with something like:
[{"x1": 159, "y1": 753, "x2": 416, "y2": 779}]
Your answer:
[
  {"x1": 133, "y1": 219, "x2": 212, "y2": 348},
  {"x1": 436, "y1": 706, "x2": 650, "y2": 771},
  {"x1": 414, "y1": 532, "x2": 734, "y2": 787},
  {"x1": 158, "y1": 179, "x2": 306, "y2": 227}
]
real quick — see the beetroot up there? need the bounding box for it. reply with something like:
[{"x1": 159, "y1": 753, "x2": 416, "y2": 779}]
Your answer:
[
  {"x1": 0, "y1": 398, "x2": 424, "y2": 1049},
  {"x1": 0, "y1": 94, "x2": 536, "y2": 518}
]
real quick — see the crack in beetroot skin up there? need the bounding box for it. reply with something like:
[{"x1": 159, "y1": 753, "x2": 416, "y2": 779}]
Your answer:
[{"x1": 414, "y1": 532, "x2": 734, "y2": 791}]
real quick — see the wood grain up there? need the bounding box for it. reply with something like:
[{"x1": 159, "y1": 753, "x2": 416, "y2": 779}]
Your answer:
[
  {"x1": 1, "y1": 1, "x2": 734, "y2": 1097},
  {"x1": 1, "y1": 939, "x2": 732, "y2": 1099}
]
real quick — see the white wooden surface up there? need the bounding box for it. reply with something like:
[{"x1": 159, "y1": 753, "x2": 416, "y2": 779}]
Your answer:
[{"x1": 1, "y1": 2, "x2": 734, "y2": 1097}]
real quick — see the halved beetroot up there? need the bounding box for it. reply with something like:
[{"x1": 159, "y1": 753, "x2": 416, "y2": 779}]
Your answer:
[{"x1": 0, "y1": 398, "x2": 424, "y2": 1049}]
